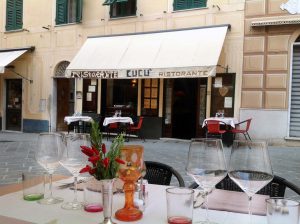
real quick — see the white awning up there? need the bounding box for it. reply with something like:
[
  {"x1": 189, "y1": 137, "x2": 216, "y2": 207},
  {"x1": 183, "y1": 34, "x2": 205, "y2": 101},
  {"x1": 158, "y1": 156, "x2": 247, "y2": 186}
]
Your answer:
[
  {"x1": 0, "y1": 47, "x2": 34, "y2": 73},
  {"x1": 66, "y1": 25, "x2": 229, "y2": 79}
]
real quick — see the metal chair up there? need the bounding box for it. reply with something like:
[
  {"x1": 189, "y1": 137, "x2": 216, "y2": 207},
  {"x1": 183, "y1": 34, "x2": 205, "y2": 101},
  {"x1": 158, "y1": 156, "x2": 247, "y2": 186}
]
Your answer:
[
  {"x1": 144, "y1": 161, "x2": 185, "y2": 187},
  {"x1": 128, "y1": 116, "x2": 145, "y2": 142},
  {"x1": 230, "y1": 118, "x2": 252, "y2": 141},
  {"x1": 189, "y1": 174, "x2": 300, "y2": 197},
  {"x1": 205, "y1": 120, "x2": 227, "y2": 139}
]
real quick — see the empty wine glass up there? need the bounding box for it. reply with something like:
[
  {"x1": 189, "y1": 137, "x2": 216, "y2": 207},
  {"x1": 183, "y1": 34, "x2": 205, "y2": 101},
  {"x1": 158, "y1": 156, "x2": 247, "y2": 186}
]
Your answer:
[
  {"x1": 35, "y1": 133, "x2": 64, "y2": 205},
  {"x1": 228, "y1": 140, "x2": 273, "y2": 224},
  {"x1": 60, "y1": 133, "x2": 91, "y2": 210},
  {"x1": 186, "y1": 138, "x2": 227, "y2": 224}
]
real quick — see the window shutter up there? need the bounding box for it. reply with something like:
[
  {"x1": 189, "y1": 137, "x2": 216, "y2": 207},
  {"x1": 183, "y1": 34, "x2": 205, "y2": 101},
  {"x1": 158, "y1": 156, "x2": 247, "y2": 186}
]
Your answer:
[
  {"x1": 76, "y1": 0, "x2": 83, "y2": 23},
  {"x1": 192, "y1": 0, "x2": 206, "y2": 8},
  {"x1": 173, "y1": 0, "x2": 188, "y2": 11},
  {"x1": 15, "y1": 0, "x2": 23, "y2": 29},
  {"x1": 6, "y1": 0, "x2": 15, "y2": 31},
  {"x1": 56, "y1": 0, "x2": 67, "y2": 25}
]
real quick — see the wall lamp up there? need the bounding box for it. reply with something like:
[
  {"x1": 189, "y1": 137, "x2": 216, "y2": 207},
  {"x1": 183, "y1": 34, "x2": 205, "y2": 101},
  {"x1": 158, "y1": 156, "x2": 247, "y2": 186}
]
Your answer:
[
  {"x1": 42, "y1": 25, "x2": 51, "y2": 30},
  {"x1": 212, "y1": 5, "x2": 221, "y2": 11}
]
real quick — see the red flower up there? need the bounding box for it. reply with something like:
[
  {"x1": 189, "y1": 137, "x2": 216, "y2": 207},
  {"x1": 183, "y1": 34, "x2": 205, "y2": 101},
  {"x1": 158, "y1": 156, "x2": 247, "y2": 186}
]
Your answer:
[
  {"x1": 91, "y1": 146, "x2": 99, "y2": 155},
  {"x1": 88, "y1": 155, "x2": 100, "y2": 165},
  {"x1": 102, "y1": 144, "x2": 106, "y2": 154},
  {"x1": 80, "y1": 146, "x2": 94, "y2": 157},
  {"x1": 103, "y1": 157, "x2": 109, "y2": 168},
  {"x1": 115, "y1": 158, "x2": 126, "y2": 165},
  {"x1": 79, "y1": 165, "x2": 92, "y2": 173},
  {"x1": 89, "y1": 168, "x2": 96, "y2": 175}
]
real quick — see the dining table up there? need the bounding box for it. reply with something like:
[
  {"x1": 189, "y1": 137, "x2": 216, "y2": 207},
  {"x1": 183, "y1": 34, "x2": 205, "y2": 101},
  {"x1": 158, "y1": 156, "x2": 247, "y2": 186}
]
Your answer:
[
  {"x1": 202, "y1": 117, "x2": 239, "y2": 128},
  {"x1": 0, "y1": 177, "x2": 270, "y2": 224},
  {"x1": 64, "y1": 115, "x2": 93, "y2": 133},
  {"x1": 103, "y1": 116, "x2": 134, "y2": 127}
]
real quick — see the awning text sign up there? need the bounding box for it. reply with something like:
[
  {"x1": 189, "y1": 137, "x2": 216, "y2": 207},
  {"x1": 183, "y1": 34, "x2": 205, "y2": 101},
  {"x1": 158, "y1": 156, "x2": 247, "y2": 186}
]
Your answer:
[{"x1": 69, "y1": 66, "x2": 215, "y2": 79}]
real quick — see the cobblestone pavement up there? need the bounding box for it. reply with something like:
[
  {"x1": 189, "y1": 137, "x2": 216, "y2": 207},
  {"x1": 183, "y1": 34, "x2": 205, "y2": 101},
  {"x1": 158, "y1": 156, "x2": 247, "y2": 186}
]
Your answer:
[{"x1": 1, "y1": 132, "x2": 300, "y2": 197}]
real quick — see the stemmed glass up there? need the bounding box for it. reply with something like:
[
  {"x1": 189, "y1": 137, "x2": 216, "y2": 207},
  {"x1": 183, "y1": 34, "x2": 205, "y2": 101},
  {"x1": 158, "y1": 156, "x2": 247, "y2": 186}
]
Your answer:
[
  {"x1": 59, "y1": 133, "x2": 91, "y2": 210},
  {"x1": 115, "y1": 145, "x2": 144, "y2": 222},
  {"x1": 186, "y1": 138, "x2": 227, "y2": 224},
  {"x1": 228, "y1": 140, "x2": 273, "y2": 224},
  {"x1": 35, "y1": 133, "x2": 64, "y2": 205}
]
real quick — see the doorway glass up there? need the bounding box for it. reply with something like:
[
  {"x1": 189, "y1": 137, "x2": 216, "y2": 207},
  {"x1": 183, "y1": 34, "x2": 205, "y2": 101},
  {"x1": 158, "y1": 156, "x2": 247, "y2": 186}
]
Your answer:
[{"x1": 6, "y1": 79, "x2": 22, "y2": 131}]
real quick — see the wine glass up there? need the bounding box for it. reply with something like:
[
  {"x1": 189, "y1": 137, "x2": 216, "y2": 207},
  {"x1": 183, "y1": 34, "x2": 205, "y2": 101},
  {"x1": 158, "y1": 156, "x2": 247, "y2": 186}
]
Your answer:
[
  {"x1": 186, "y1": 138, "x2": 227, "y2": 224},
  {"x1": 228, "y1": 140, "x2": 273, "y2": 224},
  {"x1": 59, "y1": 133, "x2": 91, "y2": 210},
  {"x1": 35, "y1": 133, "x2": 64, "y2": 205},
  {"x1": 115, "y1": 145, "x2": 144, "y2": 222}
]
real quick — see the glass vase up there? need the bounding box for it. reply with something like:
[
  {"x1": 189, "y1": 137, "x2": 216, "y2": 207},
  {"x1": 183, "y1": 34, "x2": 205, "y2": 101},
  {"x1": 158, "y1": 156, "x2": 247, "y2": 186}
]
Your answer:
[{"x1": 100, "y1": 179, "x2": 115, "y2": 224}]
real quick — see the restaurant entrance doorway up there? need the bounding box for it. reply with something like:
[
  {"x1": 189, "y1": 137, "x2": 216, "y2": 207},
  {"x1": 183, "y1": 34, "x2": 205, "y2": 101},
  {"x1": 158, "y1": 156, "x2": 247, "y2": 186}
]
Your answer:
[{"x1": 172, "y1": 78, "x2": 197, "y2": 139}]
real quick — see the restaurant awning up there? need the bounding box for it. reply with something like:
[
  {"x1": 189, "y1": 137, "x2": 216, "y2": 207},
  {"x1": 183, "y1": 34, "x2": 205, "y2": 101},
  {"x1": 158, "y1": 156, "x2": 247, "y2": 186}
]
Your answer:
[
  {"x1": 0, "y1": 47, "x2": 35, "y2": 73},
  {"x1": 66, "y1": 24, "x2": 230, "y2": 79}
]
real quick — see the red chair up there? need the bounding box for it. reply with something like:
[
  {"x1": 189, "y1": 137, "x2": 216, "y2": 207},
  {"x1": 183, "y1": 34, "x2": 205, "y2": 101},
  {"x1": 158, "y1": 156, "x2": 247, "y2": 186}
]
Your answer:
[
  {"x1": 128, "y1": 116, "x2": 145, "y2": 142},
  {"x1": 107, "y1": 122, "x2": 118, "y2": 140},
  {"x1": 205, "y1": 120, "x2": 227, "y2": 139},
  {"x1": 230, "y1": 118, "x2": 252, "y2": 141}
]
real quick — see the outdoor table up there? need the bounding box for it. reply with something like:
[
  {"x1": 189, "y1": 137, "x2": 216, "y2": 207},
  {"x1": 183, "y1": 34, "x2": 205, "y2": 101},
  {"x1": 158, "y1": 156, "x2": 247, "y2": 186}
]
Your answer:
[
  {"x1": 202, "y1": 117, "x2": 239, "y2": 128},
  {"x1": 0, "y1": 177, "x2": 269, "y2": 224},
  {"x1": 64, "y1": 116, "x2": 93, "y2": 133},
  {"x1": 103, "y1": 117, "x2": 133, "y2": 126}
]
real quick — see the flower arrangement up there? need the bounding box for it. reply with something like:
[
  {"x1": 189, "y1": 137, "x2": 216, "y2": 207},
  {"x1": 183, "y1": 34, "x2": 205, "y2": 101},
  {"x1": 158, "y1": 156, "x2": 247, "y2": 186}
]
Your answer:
[{"x1": 79, "y1": 121, "x2": 125, "y2": 180}]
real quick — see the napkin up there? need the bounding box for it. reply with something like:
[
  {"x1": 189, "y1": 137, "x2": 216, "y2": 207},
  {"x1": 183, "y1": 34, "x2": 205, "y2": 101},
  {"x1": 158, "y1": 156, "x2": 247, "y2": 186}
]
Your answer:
[
  {"x1": 70, "y1": 178, "x2": 124, "y2": 193},
  {"x1": 0, "y1": 215, "x2": 34, "y2": 224},
  {"x1": 196, "y1": 189, "x2": 268, "y2": 216}
]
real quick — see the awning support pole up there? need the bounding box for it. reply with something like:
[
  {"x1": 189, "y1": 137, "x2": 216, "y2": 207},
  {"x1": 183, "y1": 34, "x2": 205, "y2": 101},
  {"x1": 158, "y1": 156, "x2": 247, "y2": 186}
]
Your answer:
[{"x1": 6, "y1": 67, "x2": 33, "y2": 84}]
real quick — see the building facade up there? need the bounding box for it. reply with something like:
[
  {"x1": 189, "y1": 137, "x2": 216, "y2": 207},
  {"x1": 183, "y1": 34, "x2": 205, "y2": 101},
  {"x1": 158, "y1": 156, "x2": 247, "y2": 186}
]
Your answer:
[
  {"x1": 242, "y1": 0, "x2": 300, "y2": 143},
  {"x1": 0, "y1": 0, "x2": 244, "y2": 139}
]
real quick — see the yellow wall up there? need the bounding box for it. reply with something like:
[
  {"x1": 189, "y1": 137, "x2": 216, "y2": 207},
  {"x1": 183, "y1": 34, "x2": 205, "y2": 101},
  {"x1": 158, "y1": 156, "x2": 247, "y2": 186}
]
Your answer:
[{"x1": 0, "y1": 0, "x2": 245, "y2": 122}]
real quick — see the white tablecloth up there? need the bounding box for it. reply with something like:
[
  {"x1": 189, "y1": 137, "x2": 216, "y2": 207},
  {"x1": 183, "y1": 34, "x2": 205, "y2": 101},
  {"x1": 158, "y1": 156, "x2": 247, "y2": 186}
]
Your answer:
[
  {"x1": 103, "y1": 117, "x2": 133, "y2": 126},
  {"x1": 202, "y1": 117, "x2": 239, "y2": 128},
  {"x1": 64, "y1": 116, "x2": 93, "y2": 125},
  {"x1": 0, "y1": 178, "x2": 268, "y2": 224}
]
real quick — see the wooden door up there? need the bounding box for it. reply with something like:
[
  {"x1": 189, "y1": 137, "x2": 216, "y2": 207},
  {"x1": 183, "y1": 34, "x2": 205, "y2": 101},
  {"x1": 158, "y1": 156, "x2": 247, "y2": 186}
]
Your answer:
[{"x1": 56, "y1": 79, "x2": 73, "y2": 131}]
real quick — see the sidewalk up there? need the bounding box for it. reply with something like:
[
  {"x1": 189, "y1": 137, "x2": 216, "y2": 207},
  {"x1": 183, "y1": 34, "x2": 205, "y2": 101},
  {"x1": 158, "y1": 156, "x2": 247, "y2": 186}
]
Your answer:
[{"x1": 0, "y1": 132, "x2": 300, "y2": 197}]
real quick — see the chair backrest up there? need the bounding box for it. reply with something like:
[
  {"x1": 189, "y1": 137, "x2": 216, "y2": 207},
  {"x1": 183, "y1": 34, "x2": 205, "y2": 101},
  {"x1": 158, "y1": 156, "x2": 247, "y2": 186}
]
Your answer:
[
  {"x1": 109, "y1": 122, "x2": 118, "y2": 129},
  {"x1": 144, "y1": 161, "x2": 185, "y2": 187},
  {"x1": 135, "y1": 116, "x2": 144, "y2": 129},
  {"x1": 245, "y1": 118, "x2": 252, "y2": 131},
  {"x1": 205, "y1": 120, "x2": 223, "y2": 134},
  {"x1": 189, "y1": 174, "x2": 300, "y2": 197}
]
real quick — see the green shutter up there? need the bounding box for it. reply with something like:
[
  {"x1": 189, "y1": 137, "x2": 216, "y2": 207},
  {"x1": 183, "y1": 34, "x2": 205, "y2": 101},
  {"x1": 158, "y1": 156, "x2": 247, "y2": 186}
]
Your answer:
[
  {"x1": 76, "y1": 0, "x2": 83, "y2": 23},
  {"x1": 6, "y1": 0, "x2": 14, "y2": 31},
  {"x1": 103, "y1": 0, "x2": 116, "y2": 6},
  {"x1": 56, "y1": 0, "x2": 67, "y2": 25},
  {"x1": 173, "y1": 0, "x2": 188, "y2": 11},
  {"x1": 6, "y1": 0, "x2": 23, "y2": 31},
  {"x1": 116, "y1": 0, "x2": 128, "y2": 2},
  {"x1": 192, "y1": 0, "x2": 206, "y2": 8},
  {"x1": 15, "y1": 0, "x2": 23, "y2": 29},
  {"x1": 174, "y1": 0, "x2": 206, "y2": 10}
]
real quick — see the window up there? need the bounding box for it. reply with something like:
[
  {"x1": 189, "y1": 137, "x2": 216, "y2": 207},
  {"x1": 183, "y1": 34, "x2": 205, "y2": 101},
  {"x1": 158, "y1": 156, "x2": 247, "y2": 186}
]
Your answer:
[
  {"x1": 105, "y1": 79, "x2": 138, "y2": 116},
  {"x1": 110, "y1": 0, "x2": 136, "y2": 18},
  {"x1": 173, "y1": 0, "x2": 206, "y2": 11},
  {"x1": 56, "y1": 0, "x2": 82, "y2": 25},
  {"x1": 6, "y1": 0, "x2": 23, "y2": 31},
  {"x1": 142, "y1": 79, "x2": 159, "y2": 116}
]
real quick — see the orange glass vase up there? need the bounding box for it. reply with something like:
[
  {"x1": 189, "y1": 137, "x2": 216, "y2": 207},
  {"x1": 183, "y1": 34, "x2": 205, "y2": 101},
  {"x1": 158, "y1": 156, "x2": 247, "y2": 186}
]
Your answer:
[{"x1": 115, "y1": 145, "x2": 144, "y2": 222}]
